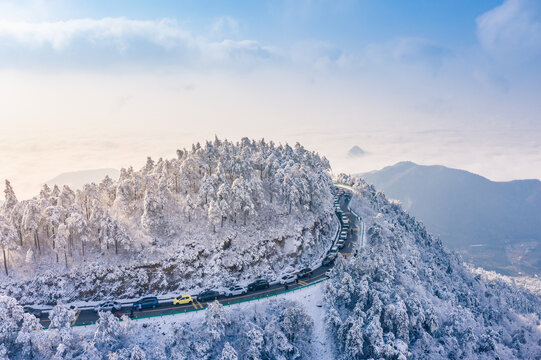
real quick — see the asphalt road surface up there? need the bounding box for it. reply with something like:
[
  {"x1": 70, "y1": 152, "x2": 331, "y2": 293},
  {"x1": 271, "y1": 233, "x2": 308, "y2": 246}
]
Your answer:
[{"x1": 38, "y1": 187, "x2": 360, "y2": 328}]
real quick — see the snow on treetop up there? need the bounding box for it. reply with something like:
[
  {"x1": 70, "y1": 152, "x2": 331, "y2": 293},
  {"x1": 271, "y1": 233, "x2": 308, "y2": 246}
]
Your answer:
[{"x1": 0, "y1": 138, "x2": 336, "y2": 304}]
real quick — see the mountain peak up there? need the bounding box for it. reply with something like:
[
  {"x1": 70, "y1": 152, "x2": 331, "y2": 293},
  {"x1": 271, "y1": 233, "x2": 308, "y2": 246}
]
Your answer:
[{"x1": 347, "y1": 145, "x2": 366, "y2": 158}]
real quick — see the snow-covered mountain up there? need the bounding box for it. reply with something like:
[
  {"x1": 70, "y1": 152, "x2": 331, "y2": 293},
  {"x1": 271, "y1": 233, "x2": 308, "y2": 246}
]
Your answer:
[
  {"x1": 361, "y1": 161, "x2": 541, "y2": 276},
  {"x1": 45, "y1": 168, "x2": 121, "y2": 191},
  {"x1": 324, "y1": 175, "x2": 541, "y2": 359},
  {"x1": 1, "y1": 170, "x2": 539, "y2": 359},
  {"x1": 0, "y1": 138, "x2": 335, "y2": 304}
]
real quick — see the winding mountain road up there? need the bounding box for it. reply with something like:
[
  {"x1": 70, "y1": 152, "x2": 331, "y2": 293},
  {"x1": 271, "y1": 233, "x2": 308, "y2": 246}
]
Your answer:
[{"x1": 37, "y1": 186, "x2": 362, "y2": 328}]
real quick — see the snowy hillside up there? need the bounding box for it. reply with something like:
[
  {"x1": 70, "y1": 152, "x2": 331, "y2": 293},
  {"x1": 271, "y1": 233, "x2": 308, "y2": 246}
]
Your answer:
[
  {"x1": 324, "y1": 175, "x2": 541, "y2": 359},
  {"x1": 0, "y1": 138, "x2": 335, "y2": 304}
]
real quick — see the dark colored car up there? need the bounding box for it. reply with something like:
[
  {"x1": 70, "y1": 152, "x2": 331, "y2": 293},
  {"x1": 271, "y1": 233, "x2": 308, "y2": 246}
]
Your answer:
[
  {"x1": 297, "y1": 267, "x2": 313, "y2": 278},
  {"x1": 197, "y1": 290, "x2": 221, "y2": 302},
  {"x1": 322, "y1": 256, "x2": 335, "y2": 267},
  {"x1": 247, "y1": 279, "x2": 270, "y2": 292},
  {"x1": 133, "y1": 297, "x2": 158, "y2": 310},
  {"x1": 23, "y1": 306, "x2": 42, "y2": 318}
]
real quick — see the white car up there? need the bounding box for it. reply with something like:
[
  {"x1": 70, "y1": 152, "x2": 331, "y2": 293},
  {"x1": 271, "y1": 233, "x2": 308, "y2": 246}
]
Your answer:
[
  {"x1": 94, "y1": 301, "x2": 122, "y2": 312},
  {"x1": 340, "y1": 230, "x2": 348, "y2": 239},
  {"x1": 280, "y1": 274, "x2": 298, "y2": 284},
  {"x1": 224, "y1": 285, "x2": 247, "y2": 297}
]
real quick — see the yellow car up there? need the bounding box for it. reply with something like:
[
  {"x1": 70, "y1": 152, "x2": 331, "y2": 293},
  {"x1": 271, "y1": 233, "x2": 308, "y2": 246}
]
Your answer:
[{"x1": 173, "y1": 294, "x2": 193, "y2": 305}]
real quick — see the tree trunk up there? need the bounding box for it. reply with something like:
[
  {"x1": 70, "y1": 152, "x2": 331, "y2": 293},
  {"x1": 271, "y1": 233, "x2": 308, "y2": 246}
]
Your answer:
[
  {"x1": 2, "y1": 246, "x2": 8, "y2": 276},
  {"x1": 221, "y1": 217, "x2": 224, "y2": 228},
  {"x1": 68, "y1": 233, "x2": 73, "y2": 258},
  {"x1": 64, "y1": 250, "x2": 68, "y2": 268},
  {"x1": 82, "y1": 240, "x2": 85, "y2": 258},
  {"x1": 35, "y1": 231, "x2": 41, "y2": 254},
  {"x1": 115, "y1": 238, "x2": 118, "y2": 255},
  {"x1": 17, "y1": 228, "x2": 23, "y2": 247},
  {"x1": 56, "y1": 253, "x2": 59, "y2": 263}
]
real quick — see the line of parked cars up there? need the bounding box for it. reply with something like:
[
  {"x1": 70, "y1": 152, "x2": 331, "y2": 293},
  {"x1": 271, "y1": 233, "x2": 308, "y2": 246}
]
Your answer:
[
  {"x1": 181, "y1": 266, "x2": 316, "y2": 306},
  {"x1": 322, "y1": 188, "x2": 352, "y2": 267}
]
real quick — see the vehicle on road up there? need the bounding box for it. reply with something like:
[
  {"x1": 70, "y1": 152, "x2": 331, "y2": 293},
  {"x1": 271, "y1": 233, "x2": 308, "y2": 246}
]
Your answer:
[
  {"x1": 173, "y1": 294, "x2": 193, "y2": 305},
  {"x1": 133, "y1": 297, "x2": 158, "y2": 310},
  {"x1": 297, "y1": 267, "x2": 312, "y2": 279},
  {"x1": 322, "y1": 255, "x2": 335, "y2": 267},
  {"x1": 337, "y1": 239, "x2": 345, "y2": 249},
  {"x1": 279, "y1": 274, "x2": 297, "y2": 284},
  {"x1": 339, "y1": 230, "x2": 348, "y2": 240},
  {"x1": 94, "y1": 301, "x2": 122, "y2": 312},
  {"x1": 23, "y1": 306, "x2": 42, "y2": 318},
  {"x1": 329, "y1": 245, "x2": 338, "y2": 255},
  {"x1": 247, "y1": 279, "x2": 270, "y2": 291},
  {"x1": 224, "y1": 285, "x2": 247, "y2": 297},
  {"x1": 197, "y1": 290, "x2": 221, "y2": 302}
]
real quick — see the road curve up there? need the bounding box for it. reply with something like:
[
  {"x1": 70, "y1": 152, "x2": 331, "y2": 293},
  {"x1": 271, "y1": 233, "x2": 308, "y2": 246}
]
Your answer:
[{"x1": 37, "y1": 187, "x2": 361, "y2": 328}]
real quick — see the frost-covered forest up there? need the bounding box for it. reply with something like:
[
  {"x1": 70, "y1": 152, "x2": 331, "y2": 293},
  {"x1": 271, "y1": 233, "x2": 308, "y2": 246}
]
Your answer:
[
  {"x1": 0, "y1": 295, "x2": 314, "y2": 359},
  {"x1": 324, "y1": 175, "x2": 541, "y2": 359},
  {"x1": 0, "y1": 138, "x2": 335, "y2": 304}
]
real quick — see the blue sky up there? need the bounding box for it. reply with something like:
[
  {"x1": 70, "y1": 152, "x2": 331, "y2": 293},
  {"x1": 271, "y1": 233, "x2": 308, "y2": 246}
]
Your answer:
[{"x1": 1, "y1": 0, "x2": 541, "y2": 198}]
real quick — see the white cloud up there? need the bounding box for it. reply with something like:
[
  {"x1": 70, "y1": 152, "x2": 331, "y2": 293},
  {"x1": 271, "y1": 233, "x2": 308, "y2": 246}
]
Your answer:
[
  {"x1": 0, "y1": 17, "x2": 276, "y2": 66},
  {"x1": 363, "y1": 37, "x2": 451, "y2": 71},
  {"x1": 0, "y1": 17, "x2": 191, "y2": 50},
  {"x1": 210, "y1": 16, "x2": 240, "y2": 38},
  {"x1": 476, "y1": 0, "x2": 541, "y2": 60}
]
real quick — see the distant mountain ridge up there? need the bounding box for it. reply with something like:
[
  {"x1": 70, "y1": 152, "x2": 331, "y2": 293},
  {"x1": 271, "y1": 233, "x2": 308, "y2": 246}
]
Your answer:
[
  {"x1": 360, "y1": 161, "x2": 541, "y2": 276},
  {"x1": 45, "y1": 168, "x2": 120, "y2": 190}
]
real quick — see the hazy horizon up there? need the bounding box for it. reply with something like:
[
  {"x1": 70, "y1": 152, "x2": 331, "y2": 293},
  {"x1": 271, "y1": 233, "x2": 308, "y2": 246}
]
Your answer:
[{"x1": 2, "y1": 0, "x2": 541, "y2": 198}]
